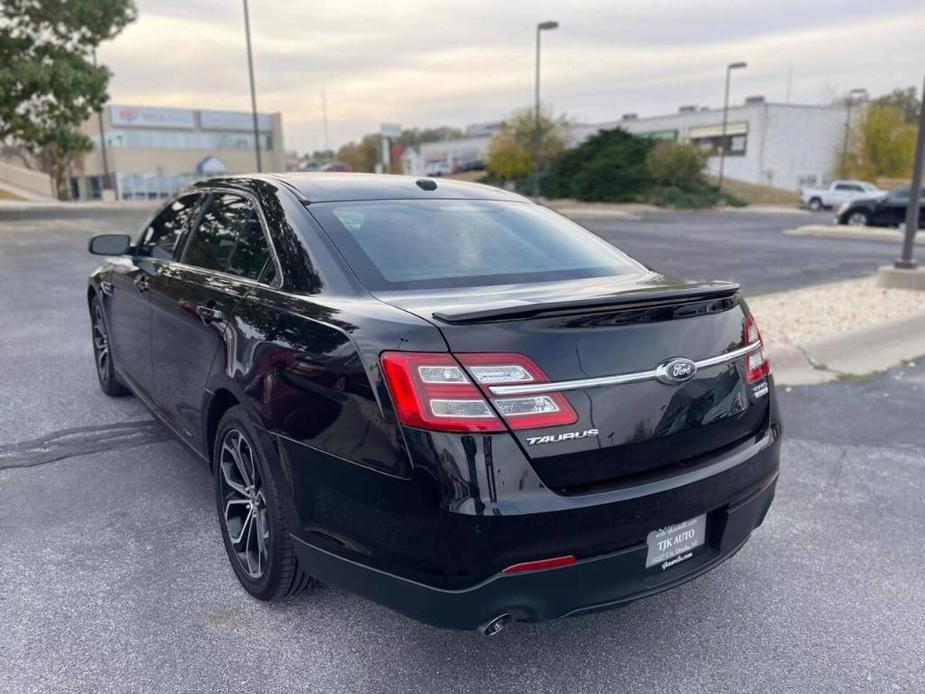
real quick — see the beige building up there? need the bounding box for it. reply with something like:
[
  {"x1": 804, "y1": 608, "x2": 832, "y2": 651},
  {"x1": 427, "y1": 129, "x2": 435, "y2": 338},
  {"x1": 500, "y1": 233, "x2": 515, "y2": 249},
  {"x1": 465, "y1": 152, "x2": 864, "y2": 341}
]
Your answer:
[{"x1": 72, "y1": 104, "x2": 285, "y2": 200}]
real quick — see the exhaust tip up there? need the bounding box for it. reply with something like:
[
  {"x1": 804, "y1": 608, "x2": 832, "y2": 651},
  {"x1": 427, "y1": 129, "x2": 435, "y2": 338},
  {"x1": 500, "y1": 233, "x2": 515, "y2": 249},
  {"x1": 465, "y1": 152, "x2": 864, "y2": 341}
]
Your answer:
[{"x1": 481, "y1": 613, "x2": 512, "y2": 636}]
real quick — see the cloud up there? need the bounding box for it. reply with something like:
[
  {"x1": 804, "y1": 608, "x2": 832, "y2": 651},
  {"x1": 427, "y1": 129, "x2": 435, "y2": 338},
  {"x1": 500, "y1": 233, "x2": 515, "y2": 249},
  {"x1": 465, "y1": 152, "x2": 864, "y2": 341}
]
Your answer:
[{"x1": 99, "y1": 0, "x2": 925, "y2": 153}]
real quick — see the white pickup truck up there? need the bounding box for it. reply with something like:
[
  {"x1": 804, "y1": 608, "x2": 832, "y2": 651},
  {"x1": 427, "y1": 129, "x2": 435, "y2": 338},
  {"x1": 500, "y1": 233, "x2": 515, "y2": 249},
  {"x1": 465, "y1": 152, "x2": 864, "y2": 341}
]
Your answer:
[{"x1": 800, "y1": 180, "x2": 881, "y2": 211}]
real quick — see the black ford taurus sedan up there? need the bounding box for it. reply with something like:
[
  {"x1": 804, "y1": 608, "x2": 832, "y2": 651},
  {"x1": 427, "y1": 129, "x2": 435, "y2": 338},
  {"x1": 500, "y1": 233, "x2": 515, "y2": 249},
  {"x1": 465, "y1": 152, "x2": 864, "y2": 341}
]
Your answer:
[{"x1": 87, "y1": 174, "x2": 780, "y2": 633}]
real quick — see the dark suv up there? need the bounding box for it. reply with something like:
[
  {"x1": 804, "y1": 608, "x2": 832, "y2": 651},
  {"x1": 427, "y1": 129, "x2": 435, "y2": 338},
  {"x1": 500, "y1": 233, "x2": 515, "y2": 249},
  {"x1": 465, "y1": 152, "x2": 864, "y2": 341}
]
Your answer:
[{"x1": 87, "y1": 174, "x2": 780, "y2": 633}]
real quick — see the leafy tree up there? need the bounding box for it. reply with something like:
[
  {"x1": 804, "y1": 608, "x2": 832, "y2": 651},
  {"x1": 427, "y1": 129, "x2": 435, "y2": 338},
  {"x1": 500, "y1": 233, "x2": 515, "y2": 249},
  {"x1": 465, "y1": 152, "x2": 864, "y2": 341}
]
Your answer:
[
  {"x1": 873, "y1": 87, "x2": 920, "y2": 124},
  {"x1": 486, "y1": 107, "x2": 567, "y2": 182},
  {"x1": 0, "y1": 0, "x2": 137, "y2": 196},
  {"x1": 486, "y1": 126, "x2": 532, "y2": 179},
  {"x1": 335, "y1": 134, "x2": 380, "y2": 172},
  {"x1": 541, "y1": 128, "x2": 654, "y2": 201},
  {"x1": 396, "y1": 126, "x2": 463, "y2": 148},
  {"x1": 310, "y1": 149, "x2": 334, "y2": 162},
  {"x1": 646, "y1": 141, "x2": 708, "y2": 190},
  {"x1": 842, "y1": 104, "x2": 916, "y2": 180}
]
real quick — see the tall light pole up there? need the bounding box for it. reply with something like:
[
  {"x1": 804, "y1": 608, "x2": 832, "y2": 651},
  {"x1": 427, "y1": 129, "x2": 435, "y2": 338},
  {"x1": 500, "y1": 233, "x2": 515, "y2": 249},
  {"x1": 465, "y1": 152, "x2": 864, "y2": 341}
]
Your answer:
[
  {"x1": 533, "y1": 20, "x2": 558, "y2": 197},
  {"x1": 896, "y1": 76, "x2": 925, "y2": 270},
  {"x1": 242, "y1": 0, "x2": 262, "y2": 172},
  {"x1": 92, "y1": 49, "x2": 112, "y2": 195},
  {"x1": 841, "y1": 88, "x2": 868, "y2": 177},
  {"x1": 718, "y1": 61, "x2": 747, "y2": 192}
]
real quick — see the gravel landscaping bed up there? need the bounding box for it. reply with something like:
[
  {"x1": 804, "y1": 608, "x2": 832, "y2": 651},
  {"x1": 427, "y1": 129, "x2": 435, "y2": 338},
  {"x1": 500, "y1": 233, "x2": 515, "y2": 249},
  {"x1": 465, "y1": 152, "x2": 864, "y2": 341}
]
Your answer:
[{"x1": 748, "y1": 275, "x2": 925, "y2": 349}]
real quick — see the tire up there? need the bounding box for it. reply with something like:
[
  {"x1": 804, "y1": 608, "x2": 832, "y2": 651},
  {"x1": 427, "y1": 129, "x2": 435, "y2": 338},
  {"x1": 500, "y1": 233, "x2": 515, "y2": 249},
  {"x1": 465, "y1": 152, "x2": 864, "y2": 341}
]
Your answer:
[
  {"x1": 90, "y1": 295, "x2": 130, "y2": 396},
  {"x1": 847, "y1": 211, "x2": 870, "y2": 227},
  {"x1": 213, "y1": 405, "x2": 318, "y2": 600},
  {"x1": 808, "y1": 197, "x2": 823, "y2": 211}
]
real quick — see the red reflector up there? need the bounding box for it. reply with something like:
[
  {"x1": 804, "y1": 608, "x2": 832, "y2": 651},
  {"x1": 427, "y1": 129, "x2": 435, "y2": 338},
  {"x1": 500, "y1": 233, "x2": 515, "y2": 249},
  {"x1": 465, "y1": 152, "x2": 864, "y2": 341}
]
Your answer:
[{"x1": 501, "y1": 555, "x2": 577, "y2": 574}]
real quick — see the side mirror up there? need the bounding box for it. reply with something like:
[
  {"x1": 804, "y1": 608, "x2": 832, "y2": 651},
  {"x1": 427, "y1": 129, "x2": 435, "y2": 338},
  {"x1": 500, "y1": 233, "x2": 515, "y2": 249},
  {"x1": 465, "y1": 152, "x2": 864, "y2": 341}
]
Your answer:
[{"x1": 88, "y1": 234, "x2": 131, "y2": 256}]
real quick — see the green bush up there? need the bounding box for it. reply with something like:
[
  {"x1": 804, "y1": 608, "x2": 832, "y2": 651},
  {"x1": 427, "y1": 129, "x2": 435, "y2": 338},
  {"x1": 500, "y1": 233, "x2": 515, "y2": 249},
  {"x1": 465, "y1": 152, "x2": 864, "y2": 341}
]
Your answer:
[
  {"x1": 539, "y1": 128, "x2": 748, "y2": 208},
  {"x1": 541, "y1": 128, "x2": 654, "y2": 201},
  {"x1": 645, "y1": 186, "x2": 747, "y2": 209},
  {"x1": 646, "y1": 142, "x2": 708, "y2": 189}
]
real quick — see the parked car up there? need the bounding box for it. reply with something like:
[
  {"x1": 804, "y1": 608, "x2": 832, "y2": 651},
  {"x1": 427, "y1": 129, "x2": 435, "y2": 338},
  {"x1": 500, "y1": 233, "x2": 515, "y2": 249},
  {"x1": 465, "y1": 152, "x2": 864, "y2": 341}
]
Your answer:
[
  {"x1": 800, "y1": 180, "x2": 881, "y2": 210},
  {"x1": 319, "y1": 161, "x2": 351, "y2": 172},
  {"x1": 454, "y1": 159, "x2": 486, "y2": 173},
  {"x1": 86, "y1": 174, "x2": 780, "y2": 633},
  {"x1": 424, "y1": 161, "x2": 452, "y2": 177},
  {"x1": 835, "y1": 188, "x2": 925, "y2": 227}
]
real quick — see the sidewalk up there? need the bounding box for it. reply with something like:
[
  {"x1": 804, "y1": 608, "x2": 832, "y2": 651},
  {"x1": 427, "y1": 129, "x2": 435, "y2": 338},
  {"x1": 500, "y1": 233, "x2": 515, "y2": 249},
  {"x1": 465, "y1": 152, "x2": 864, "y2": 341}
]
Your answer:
[
  {"x1": 748, "y1": 275, "x2": 925, "y2": 385},
  {"x1": 785, "y1": 223, "x2": 924, "y2": 245}
]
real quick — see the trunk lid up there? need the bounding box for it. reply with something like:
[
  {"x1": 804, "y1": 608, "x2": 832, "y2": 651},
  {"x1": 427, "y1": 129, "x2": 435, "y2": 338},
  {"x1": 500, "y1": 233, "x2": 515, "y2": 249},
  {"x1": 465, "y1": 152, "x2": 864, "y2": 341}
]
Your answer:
[{"x1": 377, "y1": 273, "x2": 770, "y2": 491}]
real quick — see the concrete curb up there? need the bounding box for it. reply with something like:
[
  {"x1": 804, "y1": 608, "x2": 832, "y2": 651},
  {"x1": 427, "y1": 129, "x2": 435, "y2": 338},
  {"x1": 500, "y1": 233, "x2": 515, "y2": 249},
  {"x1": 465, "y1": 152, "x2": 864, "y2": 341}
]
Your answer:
[
  {"x1": 784, "y1": 224, "x2": 924, "y2": 245},
  {"x1": 768, "y1": 313, "x2": 925, "y2": 385},
  {"x1": 554, "y1": 208, "x2": 643, "y2": 221}
]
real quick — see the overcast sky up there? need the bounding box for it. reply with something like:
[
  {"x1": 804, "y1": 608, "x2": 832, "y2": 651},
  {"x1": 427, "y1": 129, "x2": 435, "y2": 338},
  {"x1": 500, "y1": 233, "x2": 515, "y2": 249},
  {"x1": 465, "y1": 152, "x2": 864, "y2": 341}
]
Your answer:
[{"x1": 98, "y1": 0, "x2": 925, "y2": 154}]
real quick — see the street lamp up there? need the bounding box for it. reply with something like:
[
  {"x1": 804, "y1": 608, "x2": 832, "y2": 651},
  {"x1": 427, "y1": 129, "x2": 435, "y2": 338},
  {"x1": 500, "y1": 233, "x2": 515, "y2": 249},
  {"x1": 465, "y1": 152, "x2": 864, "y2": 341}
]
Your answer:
[
  {"x1": 533, "y1": 20, "x2": 559, "y2": 197},
  {"x1": 242, "y1": 0, "x2": 262, "y2": 172},
  {"x1": 718, "y1": 61, "x2": 747, "y2": 192},
  {"x1": 896, "y1": 76, "x2": 925, "y2": 270},
  {"x1": 841, "y1": 88, "x2": 868, "y2": 177},
  {"x1": 92, "y1": 49, "x2": 112, "y2": 195}
]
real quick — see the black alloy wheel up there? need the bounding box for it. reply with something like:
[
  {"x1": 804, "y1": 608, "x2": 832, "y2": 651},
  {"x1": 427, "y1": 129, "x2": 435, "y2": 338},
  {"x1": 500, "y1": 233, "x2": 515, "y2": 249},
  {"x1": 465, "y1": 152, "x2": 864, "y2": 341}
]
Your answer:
[
  {"x1": 218, "y1": 427, "x2": 271, "y2": 579},
  {"x1": 214, "y1": 406, "x2": 317, "y2": 600},
  {"x1": 91, "y1": 296, "x2": 129, "y2": 396}
]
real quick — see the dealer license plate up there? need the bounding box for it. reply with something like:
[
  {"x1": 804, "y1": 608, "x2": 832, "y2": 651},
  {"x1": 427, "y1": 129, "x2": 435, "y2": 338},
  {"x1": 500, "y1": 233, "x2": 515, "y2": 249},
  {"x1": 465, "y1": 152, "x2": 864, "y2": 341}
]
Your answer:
[{"x1": 645, "y1": 514, "x2": 706, "y2": 569}]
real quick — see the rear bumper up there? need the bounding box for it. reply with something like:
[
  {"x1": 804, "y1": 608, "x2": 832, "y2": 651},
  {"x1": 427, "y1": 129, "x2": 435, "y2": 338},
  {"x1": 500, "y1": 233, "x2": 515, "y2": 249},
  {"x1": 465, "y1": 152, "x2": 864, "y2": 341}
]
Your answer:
[{"x1": 290, "y1": 470, "x2": 777, "y2": 630}]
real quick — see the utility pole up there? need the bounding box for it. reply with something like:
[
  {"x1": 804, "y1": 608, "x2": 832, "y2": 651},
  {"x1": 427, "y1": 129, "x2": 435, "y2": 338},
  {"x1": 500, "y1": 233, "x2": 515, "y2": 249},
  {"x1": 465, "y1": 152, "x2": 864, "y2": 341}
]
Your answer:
[
  {"x1": 533, "y1": 20, "x2": 558, "y2": 197},
  {"x1": 242, "y1": 0, "x2": 262, "y2": 172},
  {"x1": 718, "y1": 61, "x2": 746, "y2": 193},
  {"x1": 841, "y1": 88, "x2": 867, "y2": 177},
  {"x1": 322, "y1": 89, "x2": 329, "y2": 154},
  {"x1": 92, "y1": 49, "x2": 111, "y2": 195},
  {"x1": 895, "y1": 76, "x2": 925, "y2": 270},
  {"x1": 785, "y1": 63, "x2": 793, "y2": 103}
]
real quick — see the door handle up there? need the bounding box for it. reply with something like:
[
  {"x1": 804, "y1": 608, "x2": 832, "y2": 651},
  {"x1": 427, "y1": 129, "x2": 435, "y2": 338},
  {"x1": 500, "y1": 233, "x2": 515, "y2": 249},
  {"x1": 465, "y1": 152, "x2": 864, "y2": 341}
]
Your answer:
[
  {"x1": 133, "y1": 276, "x2": 150, "y2": 293},
  {"x1": 195, "y1": 305, "x2": 224, "y2": 324}
]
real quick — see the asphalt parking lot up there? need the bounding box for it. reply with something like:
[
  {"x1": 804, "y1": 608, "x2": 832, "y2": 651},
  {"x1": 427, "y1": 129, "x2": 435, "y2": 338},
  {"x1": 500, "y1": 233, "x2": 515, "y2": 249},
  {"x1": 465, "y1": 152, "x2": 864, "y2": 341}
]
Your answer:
[
  {"x1": 1, "y1": 206, "x2": 923, "y2": 692},
  {"x1": 573, "y1": 208, "x2": 899, "y2": 295}
]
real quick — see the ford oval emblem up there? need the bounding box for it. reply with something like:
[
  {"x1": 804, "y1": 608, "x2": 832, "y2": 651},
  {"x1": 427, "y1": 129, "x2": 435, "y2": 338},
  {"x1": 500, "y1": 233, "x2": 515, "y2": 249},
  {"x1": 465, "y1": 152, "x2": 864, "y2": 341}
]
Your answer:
[{"x1": 655, "y1": 357, "x2": 697, "y2": 385}]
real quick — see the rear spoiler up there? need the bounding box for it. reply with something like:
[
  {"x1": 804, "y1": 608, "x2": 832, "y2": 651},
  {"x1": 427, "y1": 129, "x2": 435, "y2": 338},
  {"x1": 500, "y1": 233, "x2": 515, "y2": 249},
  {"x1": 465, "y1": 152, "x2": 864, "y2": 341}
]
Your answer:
[{"x1": 432, "y1": 282, "x2": 740, "y2": 324}]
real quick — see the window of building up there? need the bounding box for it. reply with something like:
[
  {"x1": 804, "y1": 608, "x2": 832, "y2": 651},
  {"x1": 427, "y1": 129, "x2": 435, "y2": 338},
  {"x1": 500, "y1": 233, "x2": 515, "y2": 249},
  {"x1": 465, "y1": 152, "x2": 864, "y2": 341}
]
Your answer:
[
  {"x1": 691, "y1": 133, "x2": 748, "y2": 157},
  {"x1": 138, "y1": 194, "x2": 202, "y2": 259},
  {"x1": 94, "y1": 129, "x2": 271, "y2": 151}
]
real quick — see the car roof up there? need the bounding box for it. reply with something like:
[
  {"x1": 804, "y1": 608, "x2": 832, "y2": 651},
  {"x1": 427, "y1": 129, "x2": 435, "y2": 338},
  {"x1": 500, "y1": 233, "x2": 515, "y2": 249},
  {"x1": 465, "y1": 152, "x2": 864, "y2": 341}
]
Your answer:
[{"x1": 258, "y1": 172, "x2": 529, "y2": 204}]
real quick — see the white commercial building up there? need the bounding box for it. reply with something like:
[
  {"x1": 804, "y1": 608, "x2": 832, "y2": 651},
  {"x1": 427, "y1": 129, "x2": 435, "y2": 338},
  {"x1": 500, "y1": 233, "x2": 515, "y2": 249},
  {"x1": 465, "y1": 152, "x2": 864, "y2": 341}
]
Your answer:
[
  {"x1": 73, "y1": 104, "x2": 286, "y2": 200},
  {"x1": 575, "y1": 99, "x2": 851, "y2": 191},
  {"x1": 402, "y1": 100, "x2": 852, "y2": 191}
]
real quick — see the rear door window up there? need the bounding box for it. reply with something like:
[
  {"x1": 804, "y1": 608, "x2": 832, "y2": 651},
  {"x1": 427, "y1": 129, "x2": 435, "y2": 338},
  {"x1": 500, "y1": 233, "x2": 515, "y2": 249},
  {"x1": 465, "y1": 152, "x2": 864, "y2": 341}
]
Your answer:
[
  {"x1": 308, "y1": 200, "x2": 642, "y2": 290},
  {"x1": 137, "y1": 194, "x2": 201, "y2": 259},
  {"x1": 183, "y1": 193, "x2": 274, "y2": 280}
]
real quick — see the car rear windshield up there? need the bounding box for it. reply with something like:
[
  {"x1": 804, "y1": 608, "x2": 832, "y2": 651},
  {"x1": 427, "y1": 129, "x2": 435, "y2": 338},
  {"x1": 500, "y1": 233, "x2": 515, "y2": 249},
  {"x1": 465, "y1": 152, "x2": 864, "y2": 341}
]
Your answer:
[{"x1": 308, "y1": 200, "x2": 642, "y2": 290}]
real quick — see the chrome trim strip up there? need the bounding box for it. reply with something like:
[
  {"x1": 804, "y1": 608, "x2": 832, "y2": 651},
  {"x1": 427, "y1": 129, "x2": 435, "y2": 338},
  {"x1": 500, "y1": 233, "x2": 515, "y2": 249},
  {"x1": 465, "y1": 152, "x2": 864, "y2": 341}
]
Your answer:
[{"x1": 488, "y1": 343, "x2": 761, "y2": 396}]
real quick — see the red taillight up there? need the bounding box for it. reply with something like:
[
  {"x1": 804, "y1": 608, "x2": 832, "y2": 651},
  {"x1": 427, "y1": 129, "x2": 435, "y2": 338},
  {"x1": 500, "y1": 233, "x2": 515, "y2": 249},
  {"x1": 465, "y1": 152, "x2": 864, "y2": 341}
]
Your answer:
[
  {"x1": 743, "y1": 314, "x2": 770, "y2": 382},
  {"x1": 502, "y1": 555, "x2": 577, "y2": 574},
  {"x1": 379, "y1": 351, "x2": 577, "y2": 433}
]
